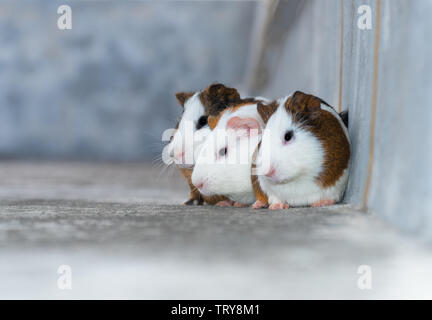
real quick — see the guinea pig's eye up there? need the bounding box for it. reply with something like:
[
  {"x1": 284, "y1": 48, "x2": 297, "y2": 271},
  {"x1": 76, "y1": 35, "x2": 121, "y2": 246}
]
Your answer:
[
  {"x1": 169, "y1": 135, "x2": 174, "y2": 142},
  {"x1": 196, "y1": 116, "x2": 208, "y2": 130},
  {"x1": 284, "y1": 130, "x2": 294, "y2": 143},
  {"x1": 218, "y1": 147, "x2": 228, "y2": 157}
]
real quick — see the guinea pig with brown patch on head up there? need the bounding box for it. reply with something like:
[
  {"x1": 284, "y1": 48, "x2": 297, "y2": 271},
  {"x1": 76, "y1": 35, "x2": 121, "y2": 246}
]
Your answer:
[
  {"x1": 191, "y1": 97, "x2": 270, "y2": 208},
  {"x1": 166, "y1": 83, "x2": 242, "y2": 205},
  {"x1": 251, "y1": 91, "x2": 351, "y2": 210}
]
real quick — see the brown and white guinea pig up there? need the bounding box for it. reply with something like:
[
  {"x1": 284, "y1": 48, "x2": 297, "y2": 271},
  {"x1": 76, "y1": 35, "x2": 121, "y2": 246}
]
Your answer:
[
  {"x1": 251, "y1": 91, "x2": 350, "y2": 210},
  {"x1": 191, "y1": 98, "x2": 270, "y2": 207},
  {"x1": 166, "y1": 83, "x2": 241, "y2": 205}
]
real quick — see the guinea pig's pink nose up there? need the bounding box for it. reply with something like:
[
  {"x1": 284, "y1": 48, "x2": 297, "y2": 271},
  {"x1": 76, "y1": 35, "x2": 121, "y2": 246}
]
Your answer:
[
  {"x1": 265, "y1": 167, "x2": 276, "y2": 178},
  {"x1": 175, "y1": 151, "x2": 185, "y2": 163},
  {"x1": 195, "y1": 180, "x2": 205, "y2": 191}
]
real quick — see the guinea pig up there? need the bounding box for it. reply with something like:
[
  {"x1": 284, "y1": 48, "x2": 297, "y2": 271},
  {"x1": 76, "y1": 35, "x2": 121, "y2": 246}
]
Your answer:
[
  {"x1": 166, "y1": 83, "x2": 241, "y2": 205},
  {"x1": 191, "y1": 99, "x2": 268, "y2": 207},
  {"x1": 251, "y1": 91, "x2": 350, "y2": 210}
]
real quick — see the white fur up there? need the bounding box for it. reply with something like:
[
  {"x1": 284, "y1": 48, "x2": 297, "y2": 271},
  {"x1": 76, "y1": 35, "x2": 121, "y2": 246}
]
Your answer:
[
  {"x1": 192, "y1": 104, "x2": 264, "y2": 204},
  {"x1": 167, "y1": 93, "x2": 210, "y2": 168},
  {"x1": 256, "y1": 98, "x2": 350, "y2": 207},
  {"x1": 255, "y1": 96, "x2": 272, "y2": 104}
]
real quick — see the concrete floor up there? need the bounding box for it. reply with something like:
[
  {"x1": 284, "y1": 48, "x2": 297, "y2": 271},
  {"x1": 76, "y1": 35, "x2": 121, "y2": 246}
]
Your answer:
[{"x1": 0, "y1": 161, "x2": 431, "y2": 299}]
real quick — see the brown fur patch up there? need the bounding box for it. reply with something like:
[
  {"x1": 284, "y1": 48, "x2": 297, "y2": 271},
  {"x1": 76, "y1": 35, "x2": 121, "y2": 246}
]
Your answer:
[
  {"x1": 208, "y1": 116, "x2": 219, "y2": 130},
  {"x1": 175, "y1": 91, "x2": 195, "y2": 107},
  {"x1": 199, "y1": 83, "x2": 241, "y2": 117},
  {"x1": 284, "y1": 91, "x2": 350, "y2": 188},
  {"x1": 251, "y1": 143, "x2": 268, "y2": 205},
  {"x1": 306, "y1": 110, "x2": 350, "y2": 188},
  {"x1": 285, "y1": 91, "x2": 322, "y2": 114}
]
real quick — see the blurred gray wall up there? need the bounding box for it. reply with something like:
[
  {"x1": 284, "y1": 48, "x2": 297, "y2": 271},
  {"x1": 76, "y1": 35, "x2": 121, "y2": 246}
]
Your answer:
[
  {"x1": 248, "y1": 0, "x2": 432, "y2": 239},
  {"x1": 0, "y1": 0, "x2": 255, "y2": 160}
]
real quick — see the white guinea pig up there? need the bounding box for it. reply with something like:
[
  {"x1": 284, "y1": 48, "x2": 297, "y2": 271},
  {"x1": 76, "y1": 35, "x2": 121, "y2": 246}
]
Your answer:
[
  {"x1": 252, "y1": 91, "x2": 351, "y2": 210},
  {"x1": 166, "y1": 84, "x2": 241, "y2": 205},
  {"x1": 167, "y1": 84, "x2": 241, "y2": 169},
  {"x1": 191, "y1": 101, "x2": 266, "y2": 207}
]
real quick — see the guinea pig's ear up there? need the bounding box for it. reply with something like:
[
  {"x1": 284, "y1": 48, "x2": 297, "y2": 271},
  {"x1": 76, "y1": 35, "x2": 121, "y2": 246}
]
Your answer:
[
  {"x1": 175, "y1": 91, "x2": 195, "y2": 107},
  {"x1": 287, "y1": 91, "x2": 321, "y2": 114},
  {"x1": 207, "y1": 83, "x2": 241, "y2": 103},
  {"x1": 339, "y1": 110, "x2": 349, "y2": 128},
  {"x1": 226, "y1": 116, "x2": 261, "y2": 138},
  {"x1": 257, "y1": 101, "x2": 278, "y2": 123},
  {"x1": 202, "y1": 84, "x2": 241, "y2": 116},
  {"x1": 208, "y1": 116, "x2": 219, "y2": 130}
]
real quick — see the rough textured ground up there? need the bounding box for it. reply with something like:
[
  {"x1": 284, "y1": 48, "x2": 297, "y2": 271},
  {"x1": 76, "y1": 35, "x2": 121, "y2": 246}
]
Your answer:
[{"x1": 0, "y1": 161, "x2": 431, "y2": 299}]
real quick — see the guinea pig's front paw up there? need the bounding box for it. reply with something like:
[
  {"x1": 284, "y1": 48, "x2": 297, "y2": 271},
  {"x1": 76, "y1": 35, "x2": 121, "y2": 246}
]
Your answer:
[
  {"x1": 311, "y1": 199, "x2": 335, "y2": 207},
  {"x1": 233, "y1": 202, "x2": 249, "y2": 208},
  {"x1": 269, "y1": 202, "x2": 290, "y2": 210},
  {"x1": 216, "y1": 200, "x2": 235, "y2": 207},
  {"x1": 252, "y1": 200, "x2": 268, "y2": 209}
]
